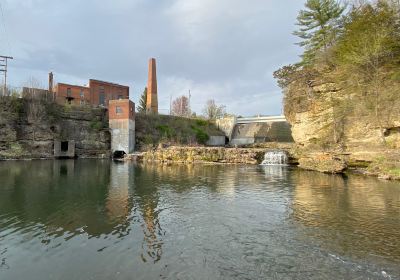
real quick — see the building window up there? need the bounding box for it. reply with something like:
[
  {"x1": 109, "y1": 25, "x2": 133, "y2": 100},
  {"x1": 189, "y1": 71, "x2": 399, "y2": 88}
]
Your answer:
[
  {"x1": 99, "y1": 93, "x2": 105, "y2": 106},
  {"x1": 116, "y1": 106, "x2": 122, "y2": 114},
  {"x1": 80, "y1": 89, "x2": 84, "y2": 98},
  {"x1": 118, "y1": 95, "x2": 123, "y2": 100},
  {"x1": 99, "y1": 86, "x2": 105, "y2": 106},
  {"x1": 67, "y1": 88, "x2": 71, "y2": 97}
]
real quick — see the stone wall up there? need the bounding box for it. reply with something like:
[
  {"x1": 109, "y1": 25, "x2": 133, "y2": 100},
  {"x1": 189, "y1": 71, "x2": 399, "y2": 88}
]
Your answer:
[{"x1": 0, "y1": 97, "x2": 111, "y2": 159}]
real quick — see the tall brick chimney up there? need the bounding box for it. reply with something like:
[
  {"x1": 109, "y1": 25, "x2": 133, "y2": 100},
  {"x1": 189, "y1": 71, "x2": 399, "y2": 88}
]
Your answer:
[
  {"x1": 48, "y1": 72, "x2": 53, "y2": 93},
  {"x1": 146, "y1": 58, "x2": 158, "y2": 114}
]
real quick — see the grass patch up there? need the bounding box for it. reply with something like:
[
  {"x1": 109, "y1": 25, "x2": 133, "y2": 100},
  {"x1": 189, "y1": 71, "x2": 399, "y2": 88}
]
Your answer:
[
  {"x1": 191, "y1": 126, "x2": 209, "y2": 145},
  {"x1": 368, "y1": 156, "x2": 400, "y2": 178},
  {"x1": 156, "y1": 125, "x2": 175, "y2": 138},
  {"x1": 387, "y1": 168, "x2": 400, "y2": 177},
  {"x1": 135, "y1": 114, "x2": 222, "y2": 150},
  {"x1": 195, "y1": 119, "x2": 208, "y2": 127},
  {"x1": 90, "y1": 120, "x2": 104, "y2": 130}
]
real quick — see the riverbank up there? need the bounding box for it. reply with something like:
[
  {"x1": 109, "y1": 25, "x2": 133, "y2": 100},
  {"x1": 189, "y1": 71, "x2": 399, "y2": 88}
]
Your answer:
[
  {"x1": 131, "y1": 144, "x2": 295, "y2": 165},
  {"x1": 2, "y1": 137, "x2": 399, "y2": 181},
  {"x1": 122, "y1": 145, "x2": 399, "y2": 181}
]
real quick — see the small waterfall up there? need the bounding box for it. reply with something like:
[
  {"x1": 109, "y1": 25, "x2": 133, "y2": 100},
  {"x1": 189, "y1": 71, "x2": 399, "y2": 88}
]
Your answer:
[{"x1": 261, "y1": 150, "x2": 288, "y2": 165}]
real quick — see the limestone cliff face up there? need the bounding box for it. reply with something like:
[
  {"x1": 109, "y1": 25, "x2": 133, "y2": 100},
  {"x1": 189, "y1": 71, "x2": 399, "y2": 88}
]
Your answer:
[
  {"x1": 0, "y1": 97, "x2": 111, "y2": 159},
  {"x1": 284, "y1": 77, "x2": 400, "y2": 176}
]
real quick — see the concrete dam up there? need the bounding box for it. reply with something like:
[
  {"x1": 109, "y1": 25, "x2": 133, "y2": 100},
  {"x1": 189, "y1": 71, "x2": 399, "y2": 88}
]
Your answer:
[{"x1": 217, "y1": 116, "x2": 294, "y2": 146}]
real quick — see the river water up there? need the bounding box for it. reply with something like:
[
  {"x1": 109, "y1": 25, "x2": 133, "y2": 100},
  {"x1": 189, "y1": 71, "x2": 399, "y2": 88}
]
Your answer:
[{"x1": 0, "y1": 160, "x2": 399, "y2": 280}]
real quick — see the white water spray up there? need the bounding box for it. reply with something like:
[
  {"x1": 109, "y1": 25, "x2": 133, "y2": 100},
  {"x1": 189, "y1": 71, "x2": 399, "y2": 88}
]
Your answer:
[{"x1": 261, "y1": 150, "x2": 288, "y2": 165}]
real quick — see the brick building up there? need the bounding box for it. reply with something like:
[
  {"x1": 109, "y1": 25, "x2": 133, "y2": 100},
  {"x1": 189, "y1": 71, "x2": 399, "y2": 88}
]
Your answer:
[{"x1": 53, "y1": 79, "x2": 129, "y2": 107}]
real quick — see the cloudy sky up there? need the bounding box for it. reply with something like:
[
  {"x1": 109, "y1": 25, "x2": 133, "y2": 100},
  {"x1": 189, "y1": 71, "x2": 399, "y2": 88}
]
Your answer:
[{"x1": 0, "y1": 0, "x2": 305, "y2": 116}]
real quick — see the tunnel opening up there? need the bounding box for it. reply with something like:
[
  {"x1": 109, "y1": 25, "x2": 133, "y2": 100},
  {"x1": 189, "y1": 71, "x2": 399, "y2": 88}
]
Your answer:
[{"x1": 113, "y1": 150, "x2": 126, "y2": 159}]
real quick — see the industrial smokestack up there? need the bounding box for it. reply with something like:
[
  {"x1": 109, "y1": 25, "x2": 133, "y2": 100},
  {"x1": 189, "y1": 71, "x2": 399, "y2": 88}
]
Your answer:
[{"x1": 48, "y1": 72, "x2": 53, "y2": 93}]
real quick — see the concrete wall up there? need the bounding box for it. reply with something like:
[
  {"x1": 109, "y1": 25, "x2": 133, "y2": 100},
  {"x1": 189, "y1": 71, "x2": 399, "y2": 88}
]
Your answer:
[
  {"x1": 109, "y1": 119, "x2": 135, "y2": 154},
  {"x1": 216, "y1": 116, "x2": 237, "y2": 141},
  {"x1": 230, "y1": 138, "x2": 255, "y2": 146},
  {"x1": 217, "y1": 116, "x2": 294, "y2": 146},
  {"x1": 54, "y1": 140, "x2": 76, "y2": 158},
  {"x1": 206, "y1": 136, "x2": 226, "y2": 146},
  {"x1": 231, "y1": 122, "x2": 293, "y2": 143}
]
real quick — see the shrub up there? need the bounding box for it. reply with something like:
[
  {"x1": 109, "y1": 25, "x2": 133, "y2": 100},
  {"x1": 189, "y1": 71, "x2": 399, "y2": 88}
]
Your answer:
[
  {"x1": 156, "y1": 125, "x2": 175, "y2": 138},
  {"x1": 195, "y1": 119, "x2": 208, "y2": 127},
  {"x1": 90, "y1": 120, "x2": 103, "y2": 130},
  {"x1": 191, "y1": 126, "x2": 209, "y2": 144}
]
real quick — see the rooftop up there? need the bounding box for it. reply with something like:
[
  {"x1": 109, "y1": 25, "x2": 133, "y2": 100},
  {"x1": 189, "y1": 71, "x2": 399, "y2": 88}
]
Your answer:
[{"x1": 89, "y1": 79, "x2": 129, "y2": 88}]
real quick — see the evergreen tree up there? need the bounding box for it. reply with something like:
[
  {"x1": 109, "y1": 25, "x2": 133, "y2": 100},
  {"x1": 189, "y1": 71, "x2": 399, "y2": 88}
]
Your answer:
[
  {"x1": 137, "y1": 87, "x2": 147, "y2": 113},
  {"x1": 294, "y1": 0, "x2": 345, "y2": 64}
]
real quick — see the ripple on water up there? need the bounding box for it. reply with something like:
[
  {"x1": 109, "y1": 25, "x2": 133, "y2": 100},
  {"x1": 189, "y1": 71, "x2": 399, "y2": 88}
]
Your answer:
[{"x1": 0, "y1": 161, "x2": 399, "y2": 279}]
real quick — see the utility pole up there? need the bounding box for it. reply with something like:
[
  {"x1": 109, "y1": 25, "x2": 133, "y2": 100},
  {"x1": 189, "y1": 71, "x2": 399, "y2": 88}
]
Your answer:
[
  {"x1": 0, "y1": 55, "x2": 13, "y2": 96},
  {"x1": 188, "y1": 89, "x2": 191, "y2": 117}
]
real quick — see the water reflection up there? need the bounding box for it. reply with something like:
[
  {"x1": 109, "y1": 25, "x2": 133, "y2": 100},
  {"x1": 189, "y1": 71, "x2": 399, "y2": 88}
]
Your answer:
[
  {"x1": 132, "y1": 165, "x2": 164, "y2": 263},
  {"x1": 290, "y1": 170, "x2": 400, "y2": 262},
  {"x1": 261, "y1": 165, "x2": 289, "y2": 180},
  {"x1": 0, "y1": 160, "x2": 399, "y2": 279}
]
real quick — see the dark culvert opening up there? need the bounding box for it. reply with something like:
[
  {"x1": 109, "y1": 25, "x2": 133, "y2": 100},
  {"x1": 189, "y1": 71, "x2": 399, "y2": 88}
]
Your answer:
[
  {"x1": 61, "y1": 141, "x2": 69, "y2": 152},
  {"x1": 113, "y1": 151, "x2": 126, "y2": 159}
]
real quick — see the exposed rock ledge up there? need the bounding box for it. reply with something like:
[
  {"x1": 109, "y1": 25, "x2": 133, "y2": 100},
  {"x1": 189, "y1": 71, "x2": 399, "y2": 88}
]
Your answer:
[
  {"x1": 140, "y1": 146, "x2": 296, "y2": 165},
  {"x1": 297, "y1": 153, "x2": 347, "y2": 174}
]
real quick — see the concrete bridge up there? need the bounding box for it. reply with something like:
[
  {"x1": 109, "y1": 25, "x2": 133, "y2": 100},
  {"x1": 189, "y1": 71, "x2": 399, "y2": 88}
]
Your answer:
[{"x1": 216, "y1": 115, "x2": 293, "y2": 146}]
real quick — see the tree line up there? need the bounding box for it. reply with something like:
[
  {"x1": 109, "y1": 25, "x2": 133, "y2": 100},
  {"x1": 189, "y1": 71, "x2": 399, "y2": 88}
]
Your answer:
[
  {"x1": 274, "y1": 0, "x2": 400, "y2": 145},
  {"x1": 136, "y1": 87, "x2": 227, "y2": 120}
]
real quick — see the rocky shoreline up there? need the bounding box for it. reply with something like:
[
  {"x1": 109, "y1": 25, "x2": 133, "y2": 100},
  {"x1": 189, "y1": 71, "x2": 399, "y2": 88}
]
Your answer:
[
  {"x1": 122, "y1": 145, "x2": 399, "y2": 181},
  {"x1": 2, "y1": 143, "x2": 399, "y2": 181}
]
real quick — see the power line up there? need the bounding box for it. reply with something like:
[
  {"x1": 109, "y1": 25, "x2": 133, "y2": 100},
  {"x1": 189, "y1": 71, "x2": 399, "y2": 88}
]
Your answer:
[{"x1": 0, "y1": 55, "x2": 13, "y2": 96}]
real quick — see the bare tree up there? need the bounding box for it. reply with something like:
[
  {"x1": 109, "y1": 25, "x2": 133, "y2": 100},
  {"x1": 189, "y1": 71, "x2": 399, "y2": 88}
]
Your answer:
[
  {"x1": 202, "y1": 99, "x2": 226, "y2": 120},
  {"x1": 22, "y1": 77, "x2": 48, "y2": 141},
  {"x1": 171, "y1": 95, "x2": 190, "y2": 117}
]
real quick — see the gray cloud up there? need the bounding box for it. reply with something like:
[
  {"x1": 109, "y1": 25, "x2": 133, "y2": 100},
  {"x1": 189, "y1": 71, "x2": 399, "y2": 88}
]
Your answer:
[{"x1": 0, "y1": 0, "x2": 305, "y2": 116}]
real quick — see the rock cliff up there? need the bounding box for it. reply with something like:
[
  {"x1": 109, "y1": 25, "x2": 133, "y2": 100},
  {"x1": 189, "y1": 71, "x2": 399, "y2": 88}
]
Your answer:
[
  {"x1": 284, "y1": 77, "x2": 400, "y2": 178},
  {"x1": 0, "y1": 97, "x2": 111, "y2": 159}
]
